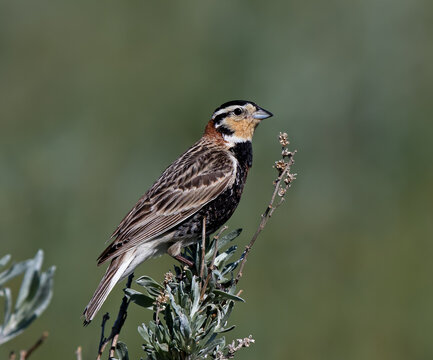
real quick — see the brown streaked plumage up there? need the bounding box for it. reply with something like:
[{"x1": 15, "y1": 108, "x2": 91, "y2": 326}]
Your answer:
[{"x1": 83, "y1": 100, "x2": 273, "y2": 324}]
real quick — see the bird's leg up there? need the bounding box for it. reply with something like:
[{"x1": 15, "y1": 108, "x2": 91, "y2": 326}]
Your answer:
[
  {"x1": 172, "y1": 254, "x2": 194, "y2": 268},
  {"x1": 168, "y1": 242, "x2": 195, "y2": 268}
]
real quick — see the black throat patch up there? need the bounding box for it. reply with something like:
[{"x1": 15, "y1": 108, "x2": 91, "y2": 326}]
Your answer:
[{"x1": 230, "y1": 141, "x2": 253, "y2": 168}]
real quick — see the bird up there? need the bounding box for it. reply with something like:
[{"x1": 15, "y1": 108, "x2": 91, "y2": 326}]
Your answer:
[{"x1": 83, "y1": 100, "x2": 273, "y2": 324}]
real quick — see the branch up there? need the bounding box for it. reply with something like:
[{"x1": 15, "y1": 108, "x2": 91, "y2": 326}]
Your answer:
[
  {"x1": 199, "y1": 216, "x2": 207, "y2": 283},
  {"x1": 96, "y1": 274, "x2": 134, "y2": 360},
  {"x1": 76, "y1": 346, "x2": 82, "y2": 360},
  {"x1": 235, "y1": 133, "x2": 296, "y2": 284},
  {"x1": 96, "y1": 313, "x2": 110, "y2": 359},
  {"x1": 18, "y1": 332, "x2": 48, "y2": 360},
  {"x1": 200, "y1": 225, "x2": 227, "y2": 300}
]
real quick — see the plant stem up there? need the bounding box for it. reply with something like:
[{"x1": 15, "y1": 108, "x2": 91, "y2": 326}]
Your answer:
[
  {"x1": 97, "y1": 313, "x2": 110, "y2": 359},
  {"x1": 96, "y1": 274, "x2": 134, "y2": 360},
  {"x1": 235, "y1": 160, "x2": 293, "y2": 284},
  {"x1": 76, "y1": 346, "x2": 83, "y2": 360},
  {"x1": 200, "y1": 226, "x2": 227, "y2": 300},
  {"x1": 18, "y1": 332, "x2": 48, "y2": 360},
  {"x1": 199, "y1": 217, "x2": 206, "y2": 283}
]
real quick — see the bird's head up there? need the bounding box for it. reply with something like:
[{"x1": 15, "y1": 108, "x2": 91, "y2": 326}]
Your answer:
[{"x1": 205, "y1": 100, "x2": 273, "y2": 146}]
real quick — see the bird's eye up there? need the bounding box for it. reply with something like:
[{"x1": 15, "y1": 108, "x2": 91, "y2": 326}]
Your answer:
[{"x1": 233, "y1": 108, "x2": 243, "y2": 116}]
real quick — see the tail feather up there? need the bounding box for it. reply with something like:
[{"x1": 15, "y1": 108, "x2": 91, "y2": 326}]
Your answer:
[{"x1": 83, "y1": 252, "x2": 134, "y2": 325}]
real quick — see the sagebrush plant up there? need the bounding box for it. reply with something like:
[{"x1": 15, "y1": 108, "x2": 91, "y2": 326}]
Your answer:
[
  {"x1": 131, "y1": 229, "x2": 248, "y2": 359},
  {"x1": 0, "y1": 250, "x2": 55, "y2": 346},
  {"x1": 97, "y1": 133, "x2": 296, "y2": 360}
]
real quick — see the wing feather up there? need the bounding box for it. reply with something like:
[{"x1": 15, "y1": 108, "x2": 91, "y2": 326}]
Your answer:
[{"x1": 97, "y1": 139, "x2": 235, "y2": 265}]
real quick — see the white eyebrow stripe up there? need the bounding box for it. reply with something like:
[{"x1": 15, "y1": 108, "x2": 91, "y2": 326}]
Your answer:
[
  {"x1": 212, "y1": 108, "x2": 228, "y2": 119},
  {"x1": 212, "y1": 105, "x2": 243, "y2": 119}
]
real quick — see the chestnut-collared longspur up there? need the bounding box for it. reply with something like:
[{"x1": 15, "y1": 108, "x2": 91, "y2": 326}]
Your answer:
[{"x1": 83, "y1": 100, "x2": 273, "y2": 324}]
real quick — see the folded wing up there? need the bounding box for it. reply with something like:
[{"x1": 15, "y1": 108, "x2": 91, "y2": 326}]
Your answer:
[{"x1": 97, "y1": 141, "x2": 235, "y2": 265}]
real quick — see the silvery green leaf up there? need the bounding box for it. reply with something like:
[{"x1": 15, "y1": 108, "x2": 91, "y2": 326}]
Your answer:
[
  {"x1": 221, "y1": 257, "x2": 242, "y2": 276},
  {"x1": 0, "y1": 288, "x2": 12, "y2": 331},
  {"x1": 179, "y1": 281, "x2": 186, "y2": 296},
  {"x1": 191, "y1": 313, "x2": 206, "y2": 334},
  {"x1": 214, "y1": 253, "x2": 229, "y2": 268},
  {"x1": 214, "y1": 245, "x2": 237, "y2": 268},
  {"x1": 135, "y1": 276, "x2": 163, "y2": 290},
  {"x1": 0, "y1": 255, "x2": 11, "y2": 268},
  {"x1": 148, "y1": 320, "x2": 157, "y2": 334},
  {"x1": 212, "y1": 290, "x2": 244, "y2": 302},
  {"x1": 0, "y1": 259, "x2": 31, "y2": 287},
  {"x1": 138, "y1": 324, "x2": 151, "y2": 342},
  {"x1": 179, "y1": 293, "x2": 190, "y2": 310},
  {"x1": 135, "y1": 276, "x2": 163, "y2": 298},
  {"x1": 16, "y1": 250, "x2": 43, "y2": 310},
  {"x1": 199, "y1": 337, "x2": 225, "y2": 356},
  {"x1": 158, "y1": 343, "x2": 169, "y2": 352},
  {"x1": 124, "y1": 288, "x2": 154, "y2": 309},
  {"x1": 205, "y1": 242, "x2": 217, "y2": 262},
  {"x1": 190, "y1": 276, "x2": 200, "y2": 318},
  {"x1": 205, "y1": 229, "x2": 242, "y2": 262},
  {"x1": 194, "y1": 243, "x2": 202, "y2": 273},
  {"x1": 115, "y1": 341, "x2": 129, "y2": 360},
  {"x1": 167, "y1": 287, "x2": 184, "y2": 319},
  {"x1": 0, "y1": 251, "x2": 55, "y2": 346},
  {"x1": 179, "y1": 313, "x2": 191, "y2": 339},
  {"x1": 155, "y1": 324, "x2": 166, "y2": 344},
  {"x1": 220, "y1": 301, "x2": 234, "y2": 327},
  {"x1": 11, "y1": 266, "x2": 55, "y2": 331},
  {"x1": 218, "y1": 229, "x2": 242, "y2": 251},
  {"x1": 224, "y1": 245, "x2": 237, "y2": 256},
  {"x1": 210, "y1": 269, "x2": 226, "y2": 283},
  {"x1": 198, "y1": 321, "x2": 217, "y2": 345},
  {"x1": 215, "y1": 325, "x2": 235, "y2": 333}
]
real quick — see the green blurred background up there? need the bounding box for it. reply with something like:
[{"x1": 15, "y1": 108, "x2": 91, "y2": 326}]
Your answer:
[{"x1": 1, "y1": 0, "x2": 433, "y2": 359}]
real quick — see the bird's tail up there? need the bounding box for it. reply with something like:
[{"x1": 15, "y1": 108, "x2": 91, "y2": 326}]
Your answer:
[{"x1": 83, "y1": 251, "x2": 135, "y2": 325}]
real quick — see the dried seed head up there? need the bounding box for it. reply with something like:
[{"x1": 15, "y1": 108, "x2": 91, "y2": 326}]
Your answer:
[
  {"x1": 156, "y1": 293, "x2": 169, "y2": 305},
  {"x1": 227, "y1": 335, "x2": 256, "y2": 356},
  {"x1": 164, "y1": 271, "x2": 174, "y2": 284},
  {"x1": 241, "y1": 335, "x2": 255, "y2": 348},
  {"x1": 282, "y1": 148, "x2": 291, "y2": 157},
  {"x1": 275, "y1": 159, "x2": 286, "y2": 171},
  {"x1": 279, "y1": 132, "x2": 289, "y2": 146}
]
